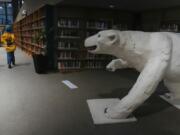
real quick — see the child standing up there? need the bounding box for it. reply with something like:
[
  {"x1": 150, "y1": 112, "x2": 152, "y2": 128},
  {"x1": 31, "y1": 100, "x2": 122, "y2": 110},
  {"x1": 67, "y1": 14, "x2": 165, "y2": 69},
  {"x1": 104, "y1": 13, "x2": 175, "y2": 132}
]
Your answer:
[
  {"x1": 1, "y1": 25, "x2": 16, "y2": 68},
  {"x1": 3, "y1": 38, "x2": 16, "y2": 68}
]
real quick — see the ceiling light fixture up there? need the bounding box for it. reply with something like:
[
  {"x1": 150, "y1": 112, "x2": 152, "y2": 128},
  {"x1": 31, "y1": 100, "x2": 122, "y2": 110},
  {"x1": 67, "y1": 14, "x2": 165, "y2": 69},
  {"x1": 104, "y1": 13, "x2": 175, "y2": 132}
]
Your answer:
[
  {"x1": 7, "y1": 4, "x2": 12, "y2": 7},
  {"x1": 109, "y1": 5, "x2": 115, "y2": 8}
]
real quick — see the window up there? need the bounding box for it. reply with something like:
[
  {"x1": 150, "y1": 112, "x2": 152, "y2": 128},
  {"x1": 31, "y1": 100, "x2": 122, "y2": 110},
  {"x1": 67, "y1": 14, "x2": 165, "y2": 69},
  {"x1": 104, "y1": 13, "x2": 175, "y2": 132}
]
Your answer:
[
  {"x1": 7, "y1": 3, "x2": 12, "y2": 15},
  {"x1": 7, "y1": 2, "x2": 13, "y2": 24},
  {"x1": 7, "y1": 15, "x2": 13, "y2": 24},
  {"x1": 0, "y1": 1, "x2": 13, "y2": 25},
  {"x1": 0, "y1": 3, "x2": 5, "y2": 14},
  {"x1": 0, "y1": 2, "x2": 5, "y2": 24},
  {"x1": 0, "y1": 15, "x2": 6, "y2": 24}
]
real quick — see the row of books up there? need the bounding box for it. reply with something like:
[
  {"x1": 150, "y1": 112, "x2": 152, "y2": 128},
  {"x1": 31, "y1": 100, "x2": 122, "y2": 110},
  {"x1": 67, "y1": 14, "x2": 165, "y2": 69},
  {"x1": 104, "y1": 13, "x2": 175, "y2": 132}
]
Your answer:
[
  {"x1": 21, "y1": 19, "x2": 44, "y2": 26},
  {"x1": 86, "y1": 53, "x2": 107, "y2": 59},
  {"x1": 160, "y1": 24, "x2": 179, "y2": 32},
  {"x1": 58, "y1": 52, "x2": 78, "y2": 59},
  {"x1": 57, "y1": 19, "x2": 80, "y2": 28},
  {"x1": 21, "y1": 45, "x2": 45, "y2": 55},
  {"x1": 58, "y1": 61, "x2": 81, "y2": 69},
  {"x1": 57, "y1": 18, "x2": 111, "y2": 29},
  {"x1": 58, "y1": 41, "x2": 79, "y2": 49},
  {"x1": 58, "y1": 61, "x2": 105, "y2": 69},
  {"x1": 57, "y1": 51, "x2": 111, "y2": 60},
  {"x1": 59, "y1": 29, "x2": 80, "y2": 37},
  {"x1": 85, "y1": 61, "x2": 105, "y2": 68},
  {"x1": 86, "y1": 20, "x2": 109, "y2": 29}
]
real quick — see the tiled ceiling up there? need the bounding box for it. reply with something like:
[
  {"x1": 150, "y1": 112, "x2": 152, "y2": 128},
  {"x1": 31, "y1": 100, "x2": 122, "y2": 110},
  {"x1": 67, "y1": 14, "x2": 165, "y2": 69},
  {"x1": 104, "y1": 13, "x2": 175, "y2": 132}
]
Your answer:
[{"x1": 0, "y1": 0, "x2": 11, "y2": 2}]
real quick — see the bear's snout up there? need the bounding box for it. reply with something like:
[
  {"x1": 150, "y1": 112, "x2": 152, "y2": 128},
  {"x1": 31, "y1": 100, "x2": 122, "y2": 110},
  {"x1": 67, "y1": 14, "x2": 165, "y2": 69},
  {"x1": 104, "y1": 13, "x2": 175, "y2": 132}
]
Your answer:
[{"x1": 84, "y1": 35, "x2": 98, "y2": 52}]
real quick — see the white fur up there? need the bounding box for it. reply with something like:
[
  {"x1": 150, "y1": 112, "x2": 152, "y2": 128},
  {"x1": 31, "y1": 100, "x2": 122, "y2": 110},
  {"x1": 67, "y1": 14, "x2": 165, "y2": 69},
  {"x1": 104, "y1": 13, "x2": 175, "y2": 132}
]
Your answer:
[{"x1": 85, "y1": 30, "x2": 180, "y2": 119}]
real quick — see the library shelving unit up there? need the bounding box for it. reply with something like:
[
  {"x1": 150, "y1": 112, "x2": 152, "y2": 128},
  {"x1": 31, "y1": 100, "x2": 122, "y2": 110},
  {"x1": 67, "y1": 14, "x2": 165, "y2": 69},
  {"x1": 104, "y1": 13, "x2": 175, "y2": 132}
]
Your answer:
[
  {"x1": 56, "y1": 17, "x2": 114, "y2": 72},
  {"x1": 13, "y1": 21, "x2": 22, "y2": 48},
  {"x1": 55, "y1": 7, "x2": 133, "y2": 72},
  {"x1": 56, "y1": 17, "x2": 83, "y2": 72},
  {"x1": 13, "y1": 5, "x2": 54, "y2": 69}
]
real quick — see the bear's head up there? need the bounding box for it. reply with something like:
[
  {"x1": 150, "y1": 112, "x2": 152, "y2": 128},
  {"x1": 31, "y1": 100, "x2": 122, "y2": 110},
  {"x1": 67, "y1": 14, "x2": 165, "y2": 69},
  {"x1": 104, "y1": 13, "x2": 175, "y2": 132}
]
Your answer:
[{"x1": 84, "y1": 30, "x2": 120, "y2": 55}]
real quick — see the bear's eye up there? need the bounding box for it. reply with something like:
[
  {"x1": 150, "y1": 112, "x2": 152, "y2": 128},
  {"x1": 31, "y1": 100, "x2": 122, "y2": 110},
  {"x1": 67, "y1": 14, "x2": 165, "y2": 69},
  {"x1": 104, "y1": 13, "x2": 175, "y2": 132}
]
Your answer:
[{"x1": 97, "y1": 34, "x2": 101, "y2": 38}]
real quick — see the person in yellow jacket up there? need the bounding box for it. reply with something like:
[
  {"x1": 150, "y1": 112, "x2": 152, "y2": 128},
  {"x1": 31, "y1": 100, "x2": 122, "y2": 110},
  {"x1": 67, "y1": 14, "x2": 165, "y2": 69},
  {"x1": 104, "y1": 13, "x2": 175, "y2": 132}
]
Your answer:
[
  {"x1": 1, "y1": 31, "x2": 15, "y2": 45},
  {"x1": 1, "y1": 25, "x2": 16, "y2": 68}
]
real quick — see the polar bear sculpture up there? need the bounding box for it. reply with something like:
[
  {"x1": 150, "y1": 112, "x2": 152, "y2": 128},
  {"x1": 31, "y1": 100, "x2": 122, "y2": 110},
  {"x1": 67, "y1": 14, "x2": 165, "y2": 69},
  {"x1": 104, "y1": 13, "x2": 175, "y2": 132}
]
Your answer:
[{"x1": 85, "y1": 30, "x2": 180, "y2": 119}]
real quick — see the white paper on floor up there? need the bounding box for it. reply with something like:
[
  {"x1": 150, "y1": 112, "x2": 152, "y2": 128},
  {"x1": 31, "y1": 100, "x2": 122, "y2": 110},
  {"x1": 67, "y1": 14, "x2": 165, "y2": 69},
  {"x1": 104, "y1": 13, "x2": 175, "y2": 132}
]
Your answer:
[
  {"x1": 160, "y1": 94, "x2": 180, "y2": 109},
  {"x1": 62, "y1": 80, "x2": 78, "y2": 89},
  {"x1": 87, "y1": 98, "x2": 137, "y2": 125}
]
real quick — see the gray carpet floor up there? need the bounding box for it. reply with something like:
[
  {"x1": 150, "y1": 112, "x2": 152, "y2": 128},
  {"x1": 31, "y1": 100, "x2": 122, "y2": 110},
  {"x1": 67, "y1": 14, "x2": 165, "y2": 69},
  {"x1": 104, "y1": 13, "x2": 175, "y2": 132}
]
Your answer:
[{"x1": 0, "y1": 48, "x2": 179, "y2": 135}]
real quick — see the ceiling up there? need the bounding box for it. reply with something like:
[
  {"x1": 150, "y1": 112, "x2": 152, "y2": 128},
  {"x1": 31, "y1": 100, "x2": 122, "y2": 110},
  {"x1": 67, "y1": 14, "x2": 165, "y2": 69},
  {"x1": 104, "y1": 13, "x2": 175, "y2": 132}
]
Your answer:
[
  {"x1": 0, "y1": 0, "x2": 11, "y2": 2},
  {"x1": 57, "y1": 0, "x2": 180, "y2": 11},
  {"x1": 21, "y1": 0, "x2": 180, "y2": 11},
  {"x1": 15, "y1": 0, "x2": 180, "y2": 24}
]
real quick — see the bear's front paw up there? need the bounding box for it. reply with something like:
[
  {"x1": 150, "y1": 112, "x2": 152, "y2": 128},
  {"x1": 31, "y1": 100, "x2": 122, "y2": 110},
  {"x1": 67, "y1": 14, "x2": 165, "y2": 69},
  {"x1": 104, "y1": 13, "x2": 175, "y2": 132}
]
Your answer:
[
  {"x1": 106, "y1": 61, "x2": 116, "y2": 72},
  {"x1": 104, "y1": 106, "x2": 131, "y2": 119},
  {"x1": 106, "y1": 59, "x2": 128, "y2": 72}
]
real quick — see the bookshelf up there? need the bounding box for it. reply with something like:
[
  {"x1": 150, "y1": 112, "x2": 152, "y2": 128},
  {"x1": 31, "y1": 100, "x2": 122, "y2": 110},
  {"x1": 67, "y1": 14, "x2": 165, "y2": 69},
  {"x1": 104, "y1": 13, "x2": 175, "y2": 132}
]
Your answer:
[
  {"x1": 56, "y1": 17, "x2": 114, "y2": 72},
  {"x1": 13, "y1": 21, "x2": 22, "y2": 48},
  {"x1": 14, "y1": 6, "x2": 46, "y2": 55},
  {"x1": 56, "y1": 17, "x2": 82, "y2": 71},
  {"x1": 13, "y1": 5, "x2": 55, "y2": 69}
]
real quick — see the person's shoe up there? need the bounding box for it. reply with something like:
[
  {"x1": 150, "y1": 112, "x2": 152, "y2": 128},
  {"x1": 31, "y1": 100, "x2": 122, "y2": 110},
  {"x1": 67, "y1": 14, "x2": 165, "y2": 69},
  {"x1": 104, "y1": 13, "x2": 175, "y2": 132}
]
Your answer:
[{"x1": 8, "y1": 65, "x2": 11, "y2": 69}]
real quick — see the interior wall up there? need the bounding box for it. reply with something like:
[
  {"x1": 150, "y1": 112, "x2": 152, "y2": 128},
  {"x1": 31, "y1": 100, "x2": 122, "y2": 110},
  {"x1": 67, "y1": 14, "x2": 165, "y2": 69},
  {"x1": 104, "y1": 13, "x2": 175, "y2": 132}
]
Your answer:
[
  {"x1": 15, "y1": 0, "x2": 62, "y2": 22},
  {"x1": 141, "y1": 10, "x2": 163, "y2": 31},
  {"x1": 141, "y1": 7, "x2": 180, "y2": 32}
]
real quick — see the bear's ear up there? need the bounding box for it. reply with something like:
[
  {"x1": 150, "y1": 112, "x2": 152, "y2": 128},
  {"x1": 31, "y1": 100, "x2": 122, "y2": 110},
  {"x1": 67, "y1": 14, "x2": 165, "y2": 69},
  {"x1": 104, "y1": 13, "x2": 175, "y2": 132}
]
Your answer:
[
  {"x1": 108, "y1": 33, "x2": 116, "y2": 41},
  {"x1": 107, "y1": 33, "x2": 118, "y2": 45}
]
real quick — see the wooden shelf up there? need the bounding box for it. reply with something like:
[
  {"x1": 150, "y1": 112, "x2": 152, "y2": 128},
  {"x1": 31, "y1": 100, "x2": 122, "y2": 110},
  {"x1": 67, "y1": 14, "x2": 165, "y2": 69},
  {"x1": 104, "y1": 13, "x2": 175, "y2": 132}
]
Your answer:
[
  {"x1": 82, "y1": 59, "x2": 112, "y2": 61},
  {"x1": 84, "y1": 67, "x2": 105, "y2": 69},
  {"x1": 21, "y1": 17, "x2": 46, "y2": 27},
  {"x1": 57, "y1": 48, "x2": 79, "y2": 51},
  {"x1": 21, "y1": 26, "x2": 45, "y2": 32},
  {"x1": 21, "y1": 41, "x2": 45, "y2": 49},
  {"x1": 58, "y1": 26, "x2": 80, "y2": 29},
  {"x1": 21, "y1": 35, "x2": 33, "y2": 38},
  {"x1": 13, "y1": 5, "x2": 53, "y2": 59},
  {"x1": 57, "y1": 36, "x2": 81, "y2": 39},
  {"x1": 58, "y1": 58, "x2": 78, "y2": 61},
  {"x1": 59, "y1": 67, "x2": 81, "y2": 70},
  {"x1": 86, "y1": 27, "x2": 108, "y2": 30}
]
